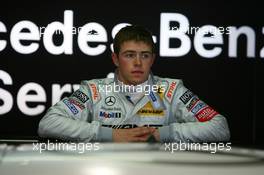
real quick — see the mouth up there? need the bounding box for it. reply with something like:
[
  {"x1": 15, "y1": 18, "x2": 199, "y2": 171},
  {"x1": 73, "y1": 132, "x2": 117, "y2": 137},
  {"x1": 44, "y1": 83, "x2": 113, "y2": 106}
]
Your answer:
[{"x1": 131, "y1": 71, "x2": 144, "y2": 74}]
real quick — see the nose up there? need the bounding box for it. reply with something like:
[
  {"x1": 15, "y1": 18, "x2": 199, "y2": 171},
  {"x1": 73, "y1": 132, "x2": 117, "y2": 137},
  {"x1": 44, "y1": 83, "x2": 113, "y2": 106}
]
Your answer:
[{"x1": 134, "y1": 56, "x2": 142, "y2": 66}]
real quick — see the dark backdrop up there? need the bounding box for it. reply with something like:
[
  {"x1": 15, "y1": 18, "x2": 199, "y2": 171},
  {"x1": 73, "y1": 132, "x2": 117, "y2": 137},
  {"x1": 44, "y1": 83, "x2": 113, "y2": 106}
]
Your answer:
[{"x1": 0, "y1": 0, "x2": 263, "y2": 147}]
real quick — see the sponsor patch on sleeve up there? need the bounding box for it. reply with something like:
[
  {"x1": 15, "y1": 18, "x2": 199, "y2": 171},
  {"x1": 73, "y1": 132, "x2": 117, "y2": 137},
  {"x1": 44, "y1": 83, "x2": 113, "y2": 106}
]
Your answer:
[
  {"x1": 186, "y1": 96, "x2": 199, "y2": 111},
  {"x1": 69, "y1": 99, "x2": 85, "y2": 110},
  {"x1": 191, "y1": 101, "x2": 207, "y2": 114},
  {"x1": 63, "y1": 99, "x2": 79, "y2": 115},
  {"x1": 195, "y1": 106, "x2": 219, "y2": 122}
]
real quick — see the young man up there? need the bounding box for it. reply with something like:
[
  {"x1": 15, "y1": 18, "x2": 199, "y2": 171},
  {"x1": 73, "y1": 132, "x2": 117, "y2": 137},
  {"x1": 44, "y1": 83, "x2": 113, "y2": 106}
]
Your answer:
[{"x1": 38, "y1": 25, "x2": 230, "y2": 143}]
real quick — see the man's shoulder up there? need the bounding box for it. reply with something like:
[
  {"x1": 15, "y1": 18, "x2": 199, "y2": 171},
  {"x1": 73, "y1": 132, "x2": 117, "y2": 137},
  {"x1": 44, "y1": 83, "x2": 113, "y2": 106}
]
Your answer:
[
  {"x1": 153, "y1": 75, "x2": 185, "y2": 103},
  {"x1": 79, "y1": 77, "x2": 114, "y2": 104},
  {"x1": 153, "y1": 75, "x2": 183, "y2": 86}
]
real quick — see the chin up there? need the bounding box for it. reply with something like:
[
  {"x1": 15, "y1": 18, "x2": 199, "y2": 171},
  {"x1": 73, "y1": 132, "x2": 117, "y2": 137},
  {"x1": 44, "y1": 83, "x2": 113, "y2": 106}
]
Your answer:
[
  {"x1": 128, "y1": 74, "x2": 148, "y2": 85},
  {"x1": 132, "y1": 78, "x2": 145, "y2": 85}
]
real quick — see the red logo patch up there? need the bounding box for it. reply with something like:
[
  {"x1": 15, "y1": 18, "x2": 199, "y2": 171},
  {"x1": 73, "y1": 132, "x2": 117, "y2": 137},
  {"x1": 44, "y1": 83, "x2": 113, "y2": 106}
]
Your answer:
[
  {"x1": 89, "y1": 83, "x2": 99, "y2": 101},
  {"x1": 166, "y1": 82, "x2": 177, "y2": 99},
  {"x1": 195, "y1": 106, "x2": 218, "y2": 122}
]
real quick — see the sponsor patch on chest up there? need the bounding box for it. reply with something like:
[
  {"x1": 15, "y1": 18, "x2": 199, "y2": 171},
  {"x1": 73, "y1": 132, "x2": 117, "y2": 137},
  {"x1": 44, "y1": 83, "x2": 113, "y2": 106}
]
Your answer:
[
  {"x1": 137, "y1": 102, "x2": 164, "y2": 117},
  {"x1": 98, "y1": 110, "x2": 122, "y2": 118}
]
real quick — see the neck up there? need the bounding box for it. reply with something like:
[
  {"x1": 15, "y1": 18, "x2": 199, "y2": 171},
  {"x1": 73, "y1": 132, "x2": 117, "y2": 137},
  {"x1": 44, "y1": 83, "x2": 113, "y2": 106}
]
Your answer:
[{"x1": 117, "y1": 75, "x2": 148, "y2": 86}]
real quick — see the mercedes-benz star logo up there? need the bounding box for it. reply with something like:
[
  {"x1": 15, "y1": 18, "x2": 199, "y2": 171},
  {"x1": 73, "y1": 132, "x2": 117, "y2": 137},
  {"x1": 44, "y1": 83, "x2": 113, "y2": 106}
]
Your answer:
[{"x1": 105, "y1": 96, "x2": 116, "y2": 106}]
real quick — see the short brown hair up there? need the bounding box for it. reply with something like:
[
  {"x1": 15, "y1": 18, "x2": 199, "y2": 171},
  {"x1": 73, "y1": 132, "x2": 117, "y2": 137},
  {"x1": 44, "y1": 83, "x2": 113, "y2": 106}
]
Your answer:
[{"x1": 113, "y1": 25, "x2": 155, "y2": 54}]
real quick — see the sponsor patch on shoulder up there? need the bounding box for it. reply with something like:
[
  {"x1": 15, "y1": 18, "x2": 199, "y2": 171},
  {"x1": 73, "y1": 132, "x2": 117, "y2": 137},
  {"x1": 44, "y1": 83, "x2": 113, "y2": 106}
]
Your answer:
[
  {"x1": 88, "y1": 83, "x2": 100, "y2": 103},
  {"x1": 72, "y1": 90, "x2": 89, "y2": 103},
  {"x1": 180, "y1": 90, "x2": 194, "y2": 104},
  {"x1": 165, "y1": 81, "x2": 177, "y2": 103}
]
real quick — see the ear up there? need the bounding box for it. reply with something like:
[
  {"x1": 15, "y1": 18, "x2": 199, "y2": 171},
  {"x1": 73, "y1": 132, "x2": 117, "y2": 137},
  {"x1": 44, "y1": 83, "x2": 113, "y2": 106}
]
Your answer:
[{"x1": 112, "y1": 52, "x2": 119, "y2": 67}]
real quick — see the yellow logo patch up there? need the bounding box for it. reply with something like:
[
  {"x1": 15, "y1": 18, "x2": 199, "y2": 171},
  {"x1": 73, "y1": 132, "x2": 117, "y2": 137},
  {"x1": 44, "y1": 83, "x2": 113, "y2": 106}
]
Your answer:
[{"x1": 137, "y1": 87, "x2": 165, "y2": 117}]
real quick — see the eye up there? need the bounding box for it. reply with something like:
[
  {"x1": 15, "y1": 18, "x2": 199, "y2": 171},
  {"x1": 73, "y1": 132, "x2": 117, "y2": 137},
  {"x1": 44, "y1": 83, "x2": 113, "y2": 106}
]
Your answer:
[
  {"x1": 142, "y1": 53, "x2": 152, "y2": 59},
  {"x1": 125, "y1": 53, "x2": 135, "y2": 58}
]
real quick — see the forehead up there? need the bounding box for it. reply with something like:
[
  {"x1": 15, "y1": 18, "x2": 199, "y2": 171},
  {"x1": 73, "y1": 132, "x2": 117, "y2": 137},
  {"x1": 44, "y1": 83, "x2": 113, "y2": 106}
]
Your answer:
[{"x1": 119, "y1": 40, "x2": 152, "y2": 52}]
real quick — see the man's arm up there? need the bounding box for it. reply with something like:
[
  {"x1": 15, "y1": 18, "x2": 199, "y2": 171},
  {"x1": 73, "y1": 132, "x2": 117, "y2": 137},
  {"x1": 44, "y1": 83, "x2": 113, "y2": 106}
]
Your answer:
[
  {"x1": 158, "y1": 80, "x2": 230, "y2": 143},
  {"x1": 38, "y1": 81, "x2": 112, "y2": 142}
]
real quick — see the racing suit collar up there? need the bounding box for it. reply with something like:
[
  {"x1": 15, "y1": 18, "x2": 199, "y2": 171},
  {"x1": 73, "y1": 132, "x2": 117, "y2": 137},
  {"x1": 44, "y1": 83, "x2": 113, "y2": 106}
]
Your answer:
[{"x1": 113, "y1": 69, "x2": 165, "y2": 110}]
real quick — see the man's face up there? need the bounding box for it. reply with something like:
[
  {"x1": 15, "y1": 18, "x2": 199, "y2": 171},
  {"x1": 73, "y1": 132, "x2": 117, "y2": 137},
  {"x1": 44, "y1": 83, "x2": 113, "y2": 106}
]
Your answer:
[{"x1": 112, "y1": 40, "x2": 155, "y2": 85}]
